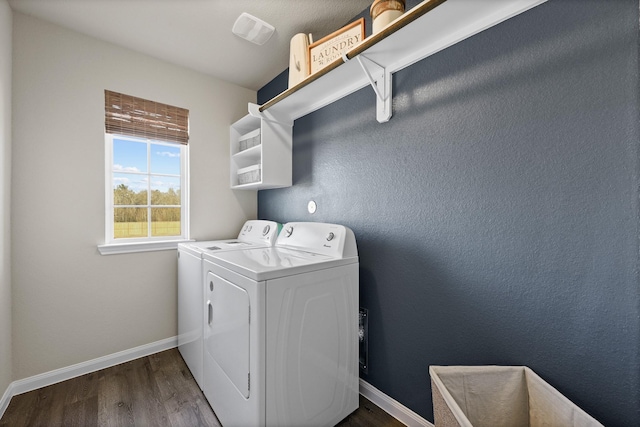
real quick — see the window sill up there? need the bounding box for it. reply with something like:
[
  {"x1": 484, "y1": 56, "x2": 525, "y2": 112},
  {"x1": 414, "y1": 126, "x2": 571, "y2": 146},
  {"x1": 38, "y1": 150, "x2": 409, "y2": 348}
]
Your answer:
[{"x1": 98, "y1": 239, "x2": 194, "y2": 255}]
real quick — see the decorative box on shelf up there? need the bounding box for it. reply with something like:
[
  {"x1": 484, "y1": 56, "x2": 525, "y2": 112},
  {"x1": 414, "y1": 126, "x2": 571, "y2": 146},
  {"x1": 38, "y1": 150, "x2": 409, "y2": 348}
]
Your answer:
[
  {"x1": 308, "y1": 18, "x2": 365, "y2": 76},
  {"x1": 237, "y1": 164, "x2": 261, "y2": 185},
  {"x1": 238, "y1": 128, "x2": 261, "y2": 152}
]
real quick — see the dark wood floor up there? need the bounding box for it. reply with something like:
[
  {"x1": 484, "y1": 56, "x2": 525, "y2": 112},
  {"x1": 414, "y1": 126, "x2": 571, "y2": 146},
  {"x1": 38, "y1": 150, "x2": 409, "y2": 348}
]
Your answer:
[{"x1": 0, "y1": 348, "x2": 405, "y2": 427}]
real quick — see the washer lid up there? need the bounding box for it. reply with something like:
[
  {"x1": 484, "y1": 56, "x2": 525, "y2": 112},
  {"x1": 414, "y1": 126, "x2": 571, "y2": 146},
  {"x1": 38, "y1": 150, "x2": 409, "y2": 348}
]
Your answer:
[
  {"x1": 204, "y1": 247, "x2": 358, "y2": 281},
  {"x1": 178, "y1": 239, "x2": 261, "y2": 258}
]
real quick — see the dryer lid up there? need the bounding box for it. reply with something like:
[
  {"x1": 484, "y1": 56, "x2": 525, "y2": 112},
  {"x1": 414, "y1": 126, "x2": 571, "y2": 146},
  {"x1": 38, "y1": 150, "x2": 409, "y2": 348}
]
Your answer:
[{"x1": 203, "y1": 246, "x2": 357, "y2": 282}]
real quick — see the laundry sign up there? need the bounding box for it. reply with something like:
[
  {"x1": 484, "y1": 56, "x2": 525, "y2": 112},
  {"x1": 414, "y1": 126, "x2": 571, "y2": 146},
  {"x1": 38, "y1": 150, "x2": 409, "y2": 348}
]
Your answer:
[{"x1": 308, "y1": 18, "x2": 365, "y2": 75}]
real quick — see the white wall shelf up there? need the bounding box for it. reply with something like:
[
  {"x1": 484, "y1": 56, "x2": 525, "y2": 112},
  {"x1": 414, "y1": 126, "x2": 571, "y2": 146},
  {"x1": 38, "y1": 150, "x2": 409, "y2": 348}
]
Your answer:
[
  {"x1": 230, "y1": 111, "x2": 292, "y2": 190},
  {"x1": 256, "y1": 0, "x2": 547, "y2": 125},
  {"x1": 232, "y1": 143, "x2": 261, "y2": 164}
]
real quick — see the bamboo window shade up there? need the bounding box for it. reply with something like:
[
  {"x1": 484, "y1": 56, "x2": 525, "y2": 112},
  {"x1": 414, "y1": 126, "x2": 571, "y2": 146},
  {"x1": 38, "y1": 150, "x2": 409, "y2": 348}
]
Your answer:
[{"x1": 105, "y1": 90, "x2": 189, "y2": 144}]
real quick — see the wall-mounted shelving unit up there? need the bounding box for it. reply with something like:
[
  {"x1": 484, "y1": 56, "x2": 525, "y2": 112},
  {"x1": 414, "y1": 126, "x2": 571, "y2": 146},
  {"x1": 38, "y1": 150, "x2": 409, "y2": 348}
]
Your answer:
[
  {"x1": 230, "y1": 113, "x2": 292, "y2": 190},
  {"x1": 230, "y1": 0, "x2": 546, "y2": 189}
]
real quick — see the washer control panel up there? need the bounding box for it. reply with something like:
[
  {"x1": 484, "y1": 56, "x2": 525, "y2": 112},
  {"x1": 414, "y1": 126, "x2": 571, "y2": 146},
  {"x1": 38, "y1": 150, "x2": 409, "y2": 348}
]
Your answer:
[{"x1": 237, "y1": 220, "x2": 281, "y2": 245}]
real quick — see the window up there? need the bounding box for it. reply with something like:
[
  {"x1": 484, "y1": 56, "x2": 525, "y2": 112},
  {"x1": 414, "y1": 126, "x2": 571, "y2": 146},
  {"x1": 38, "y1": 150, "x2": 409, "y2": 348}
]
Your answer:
[{"x1": 100, "y1": 90, "x2": 189, "y2": 253}]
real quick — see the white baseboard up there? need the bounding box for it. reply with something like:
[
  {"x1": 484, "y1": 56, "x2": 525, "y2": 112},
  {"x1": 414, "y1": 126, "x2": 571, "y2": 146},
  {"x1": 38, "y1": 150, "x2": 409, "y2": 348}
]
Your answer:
[
  {"x1": 359, "y1": 379, "x2": 434, "y2": 427},
  {"x1": 0, "y1": 381, "x2": 15, "y2": 422},
  {"x1": 1, "y1": 342, "x2": 431, "y2": 427},
  {"x1": 0, "y1": 336, "x2": 177, "y2": 419}
]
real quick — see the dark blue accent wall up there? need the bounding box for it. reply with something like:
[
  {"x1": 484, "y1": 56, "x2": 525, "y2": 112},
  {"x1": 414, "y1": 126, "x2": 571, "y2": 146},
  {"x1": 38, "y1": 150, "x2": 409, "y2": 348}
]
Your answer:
[{"x1": 257, "y1": 1, "x2": 640, "y2": 425}]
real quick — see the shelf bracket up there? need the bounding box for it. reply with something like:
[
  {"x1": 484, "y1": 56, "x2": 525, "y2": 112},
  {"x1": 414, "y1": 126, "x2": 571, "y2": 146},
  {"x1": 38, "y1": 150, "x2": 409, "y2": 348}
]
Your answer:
[{"x1": 352, "y1": 55, "x2": 392, "y2": 123}]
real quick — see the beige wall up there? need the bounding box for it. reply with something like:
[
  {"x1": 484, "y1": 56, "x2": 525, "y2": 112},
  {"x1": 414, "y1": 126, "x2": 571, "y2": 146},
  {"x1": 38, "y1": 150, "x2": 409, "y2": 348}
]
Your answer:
[
  {"x1": 0, "y1": 0, "x2": 12, "y2": 394},
  {"x1": 11, "y1": 12, "x2": 257, "y2": 380}
]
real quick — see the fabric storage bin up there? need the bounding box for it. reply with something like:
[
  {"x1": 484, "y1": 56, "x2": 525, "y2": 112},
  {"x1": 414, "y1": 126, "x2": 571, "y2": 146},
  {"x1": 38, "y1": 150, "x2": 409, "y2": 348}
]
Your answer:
[
  {"x1": 237, "y1": 164, "x2": 261, "y2": 185},
  {"x1": 238, "y1": 128, "x2": 261, "y2": 152},
  {"x1": 429, "y1": 366, "x2": 603, "y2": 427}
]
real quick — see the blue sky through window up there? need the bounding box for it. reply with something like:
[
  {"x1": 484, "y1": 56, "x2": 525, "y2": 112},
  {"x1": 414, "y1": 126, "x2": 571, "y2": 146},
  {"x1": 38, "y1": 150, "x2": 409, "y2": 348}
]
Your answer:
[{"x1": 113, "y1": 138, "x2": 181, "y2": 193}]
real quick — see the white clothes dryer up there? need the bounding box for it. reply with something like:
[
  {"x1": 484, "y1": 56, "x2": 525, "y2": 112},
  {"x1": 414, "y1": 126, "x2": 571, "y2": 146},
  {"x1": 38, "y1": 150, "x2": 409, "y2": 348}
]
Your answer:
[
  {"x1": 201, "y1": 222, "x2": 359, "y2": 427},
  {"x1": 177, "y1": 220, "x2": 281, "y2": 390}
]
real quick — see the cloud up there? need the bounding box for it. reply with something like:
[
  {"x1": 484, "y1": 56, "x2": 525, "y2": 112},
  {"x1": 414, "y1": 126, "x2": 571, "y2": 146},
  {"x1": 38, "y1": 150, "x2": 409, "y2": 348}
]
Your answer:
[
  {"x1": 113, "y1": 164, "x2": 141, "y2": 173},
  {"x1": 152, "y1": 179, "x2": 180, "y2": 190},
  {"x1": 113, "y1": 175, "x2": 147, "y2": 192},
  {"x1": 156, "y1": 151, "x2": 180, "y2": 158}
]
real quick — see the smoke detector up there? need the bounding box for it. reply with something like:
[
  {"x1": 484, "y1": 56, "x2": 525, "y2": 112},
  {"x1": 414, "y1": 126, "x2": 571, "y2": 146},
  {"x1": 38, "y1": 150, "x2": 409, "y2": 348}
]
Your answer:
[{"x1": 232, "y1": 12, "x2": 275, "y2": 45}]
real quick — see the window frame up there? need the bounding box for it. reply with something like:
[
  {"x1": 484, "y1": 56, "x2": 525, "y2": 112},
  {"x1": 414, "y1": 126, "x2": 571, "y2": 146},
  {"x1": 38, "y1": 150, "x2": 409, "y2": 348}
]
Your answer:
[{"x1": 99, "y1": 133, "x2": 190, "y2": 254}]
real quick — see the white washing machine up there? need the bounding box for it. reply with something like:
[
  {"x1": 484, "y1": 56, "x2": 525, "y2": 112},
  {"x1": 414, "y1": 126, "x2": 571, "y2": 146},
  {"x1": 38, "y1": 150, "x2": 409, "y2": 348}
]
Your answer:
[
  {"x1": 201, "y1": 222, "x2": 359, "y2": 427},
  {"x1": 177, "y1": 220, "x2": 281, "y2": 390}
]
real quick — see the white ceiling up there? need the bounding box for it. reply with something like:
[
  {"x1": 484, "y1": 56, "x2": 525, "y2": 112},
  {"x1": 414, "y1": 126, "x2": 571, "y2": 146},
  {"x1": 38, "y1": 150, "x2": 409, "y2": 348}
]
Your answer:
[{"x1": 8, "y1": 0, "x2": 373, "y2": 91}]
